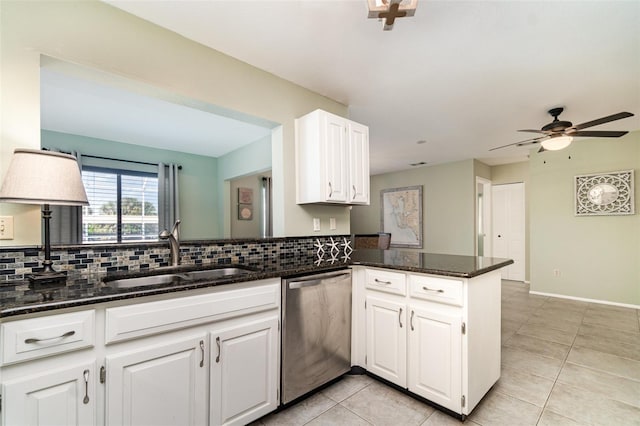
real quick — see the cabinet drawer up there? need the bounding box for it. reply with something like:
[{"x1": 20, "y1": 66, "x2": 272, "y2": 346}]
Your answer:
[
  {"x1": 105, "y1": 280, "x2": 280, "y2": 343},
  {"x1": 365, "y1": 268, "x2": 406, "y2": 296},
  {"x1": 1, "y1": 310, "x2": 95, "y2": 365},
  {"x1": 410, "y1": 275, "x2": 463, "y2": 306}
]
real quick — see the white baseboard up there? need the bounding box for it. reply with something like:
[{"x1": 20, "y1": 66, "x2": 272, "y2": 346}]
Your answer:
[{"x1": 529, "y1": 290, "x2": 640, "y2": 310}]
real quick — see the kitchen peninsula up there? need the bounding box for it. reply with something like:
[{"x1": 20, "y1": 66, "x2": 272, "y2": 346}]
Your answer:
[{"x1": 0, "y1": 239, "x2": 511, "y2": 424}]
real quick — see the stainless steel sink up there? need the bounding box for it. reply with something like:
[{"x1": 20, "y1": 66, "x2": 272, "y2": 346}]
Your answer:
[
  {"x1": 181, "y1": 267, "x2": 251, "y2": 281},
  {"x1": 104, "y1": 266, "x2": 254, "y2": 289},
  {"x1": 106, "y1": 273, "x2": 186, "y2": 289}
]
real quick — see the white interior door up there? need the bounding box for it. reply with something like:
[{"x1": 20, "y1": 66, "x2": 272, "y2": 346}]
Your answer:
[{"x1": 492, "y1": 183, "x2": 525, "y2": 281}]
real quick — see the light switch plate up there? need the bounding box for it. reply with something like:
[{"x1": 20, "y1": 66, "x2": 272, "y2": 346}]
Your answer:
[
  {"x1": 329, "y1": 217, "x2": 337, "y2": 230},
  {"x1": 313, "y1": 218, "x2": 321, "y2": 231},
  {"x1": 0, "y1": 216, "x2": 14, "y2": 240}
]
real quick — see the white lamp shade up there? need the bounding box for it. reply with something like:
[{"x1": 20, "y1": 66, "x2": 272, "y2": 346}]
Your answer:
[
  {"x1": 0, "y1": 149, "x2": 89, "y2": 206},
  {"x1": 541, "y1": 136, "x2": 573, "y2": 151}
]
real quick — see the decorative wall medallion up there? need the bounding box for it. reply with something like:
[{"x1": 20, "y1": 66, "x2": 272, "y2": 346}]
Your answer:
[{"x1": 575, "y1": 170, "x2": 634, "y2": 216}]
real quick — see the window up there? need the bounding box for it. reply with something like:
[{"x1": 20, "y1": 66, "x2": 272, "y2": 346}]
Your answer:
[{"x1": 81, "y1": 167, "x2": 159, "y2": 243}]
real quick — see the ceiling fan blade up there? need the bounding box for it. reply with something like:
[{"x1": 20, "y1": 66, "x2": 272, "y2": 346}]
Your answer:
[
  {"x1": 570, "y1": 130, "x2": 629, "y2": 138},
  {"x1": 517, "y1": 129, "x2": 549, "y2": 134},
  {"x1": 571, "y1": 112, "x2": 634, "y2": 131},
  {"x1": 489, "y1": 136, "x2": 546, "y2": 151}
]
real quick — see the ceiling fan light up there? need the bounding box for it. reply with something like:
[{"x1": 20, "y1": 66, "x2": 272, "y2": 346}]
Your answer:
[{"x1": 541, "y1": 135, "x2": 573, "y2": 151}]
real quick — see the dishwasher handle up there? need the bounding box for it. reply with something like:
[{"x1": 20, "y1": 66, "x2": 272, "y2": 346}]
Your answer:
[{"x1": 288, "y1": 272, "x2": 351, "y2": 289}]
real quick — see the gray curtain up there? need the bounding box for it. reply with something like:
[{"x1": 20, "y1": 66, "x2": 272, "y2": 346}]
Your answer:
[
  {"x1": 50, "y1": 150, "x2": 83, "y2": 244},
  {"x1": 261, "y1": 176, "x2": 272, "y2": 238},
  {"x1": 158, "y1": 163, "x2": 180, "y2": 231}
]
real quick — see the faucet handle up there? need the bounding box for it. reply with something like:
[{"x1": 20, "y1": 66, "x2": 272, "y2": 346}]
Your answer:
[{"x1": 172, "y1": 220, "x2": 181, "y2": 240}]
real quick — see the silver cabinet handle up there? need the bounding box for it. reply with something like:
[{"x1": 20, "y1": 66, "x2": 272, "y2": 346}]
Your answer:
[
  {"x1": 215, "y1": 336, "x2": 221, "y2": 363},
  {"x1": 410, "y1": 310, "x2": 415, "y2": 331},
  {"x1": 399, "y1": 308, "x2": 403, "y2": 328},
  {"x1": 374, "y1": 278, "x2": 392, "y2": 285},
  {"x1": 328, "y1": 182, "x2": 333, "y2": 197},
  {"x1": 199, "y1": 340, "x2": 205, "y2": 367},
  {"x1": 422, "y1": 286, "x2": 444, "y2": 293},
  {"x1": 83, "y1": 369, "x2": 90, "y2": 404},
  {"x1": 352, "y1": 185, "x2": 356, "y2": 199},
  {"x1": 25, "y1": 330, "x2": 75, "y2": 344}
]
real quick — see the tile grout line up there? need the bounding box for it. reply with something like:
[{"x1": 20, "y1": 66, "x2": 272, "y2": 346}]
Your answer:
[{"x1": 534, "y1": 301, "x2": 587, "y2": 426}]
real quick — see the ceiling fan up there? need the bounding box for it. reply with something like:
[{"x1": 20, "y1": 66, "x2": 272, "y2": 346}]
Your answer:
[{"x1": 490, "y1": 108, "x2": 634, "y2": 152}]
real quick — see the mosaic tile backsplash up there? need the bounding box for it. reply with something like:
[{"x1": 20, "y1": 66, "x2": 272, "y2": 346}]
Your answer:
[{"x1": 0, "y1": 236, "x2": 351, "y2": 282}]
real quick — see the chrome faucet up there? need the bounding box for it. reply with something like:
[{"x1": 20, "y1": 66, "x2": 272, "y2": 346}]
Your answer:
[{"x1": 159, "y1": 220, "x2": 181, "y2": 266}]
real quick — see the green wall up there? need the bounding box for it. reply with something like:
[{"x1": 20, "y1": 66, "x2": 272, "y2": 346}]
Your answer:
[
  {"x1": 0, "y1": 0, "x2": 349, "y2": 246},
  {"x1": 351, "y1": 159, "x2": 476, "y2": 255},
  {"x1": 42, "y1": 130, "x2": 220, "y2": 239},
  {"x1": 529, "y1": 131, "x2": 639, "y2": 305}
]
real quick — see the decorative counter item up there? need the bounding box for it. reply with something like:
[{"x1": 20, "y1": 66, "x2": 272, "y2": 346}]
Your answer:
[
  {"x1": 0, "y1": 149, "x2": 89, "y2": 284},
  {"x1": 575, "y1": 170, "x2": 634, "y2": 216}
]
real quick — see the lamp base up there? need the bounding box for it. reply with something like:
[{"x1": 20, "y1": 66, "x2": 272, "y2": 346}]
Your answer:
[{"x1": 28, "y1": 270, "x2": 67, "y2": 285}]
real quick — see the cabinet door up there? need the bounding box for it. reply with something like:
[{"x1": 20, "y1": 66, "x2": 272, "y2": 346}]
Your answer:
[
  {"x1": 2, "y1": 361, "x2": 95, "y2": 426},
  {"x1": 323, "y1": 113, "x2": 349, "y2": 202},
  {"x1": 365, "y1": 295, "x2": 407, "y2": 387},
  {"x1": 210, "y1": 316, "x2": 279, "y2": 426},
  {"x1": 106, "y1": 334, "x2": 207, "y2": 426},
  {"x1": 408, "y1": 306, "x2": 462, "y2": 413},
  {"x1": 348, "y1": 121, "x2": 370, "y2": 204}
]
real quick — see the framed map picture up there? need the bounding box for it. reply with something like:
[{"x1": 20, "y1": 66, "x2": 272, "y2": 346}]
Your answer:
[{"x1": 380, "y1": 185, "x2": 423, "y2": 248}]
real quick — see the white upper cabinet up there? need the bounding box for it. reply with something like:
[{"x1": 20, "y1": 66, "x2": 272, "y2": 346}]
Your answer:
[{"x1": 295, "y1": 109, "x2": 370, "y2": 205}]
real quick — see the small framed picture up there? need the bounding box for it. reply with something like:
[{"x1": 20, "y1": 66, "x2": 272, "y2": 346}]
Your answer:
[
  {"x1": 238, "y1": 187, "x2": 253, "y2": 204},
  {"x1": 238, "y1": 204, "x2": 253, "y2": 220}
]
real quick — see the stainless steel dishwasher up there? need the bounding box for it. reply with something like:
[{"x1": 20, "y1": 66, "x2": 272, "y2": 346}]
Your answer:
[{"x1": 281, "y1": 269, "x2": 352, "y2": 405}]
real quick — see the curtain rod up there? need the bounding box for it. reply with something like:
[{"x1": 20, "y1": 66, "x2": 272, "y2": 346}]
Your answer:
[
  {"x1": 82, "y1": 154, "x2": 182, "y2": 170},
  {"x1": 44, "y1": 149, "x2": 182, "y2": 170}
]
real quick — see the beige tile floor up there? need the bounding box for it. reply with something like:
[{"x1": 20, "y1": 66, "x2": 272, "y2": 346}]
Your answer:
[{"x1": 254, "y1": 280, "x2": 640, "y2": 426}]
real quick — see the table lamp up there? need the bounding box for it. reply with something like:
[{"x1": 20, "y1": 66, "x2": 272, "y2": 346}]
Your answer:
[{"x1": 0, "y1": 149, "x2": 89, "y2": 284}]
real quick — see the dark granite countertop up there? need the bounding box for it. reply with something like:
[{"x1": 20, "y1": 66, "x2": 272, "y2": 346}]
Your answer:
[
  {"x1": 0, "y1": 250, "x2": 512, "y2": 318},
  {"x1": 351, "y1": 250, "x2": 513, "y2": 278}
]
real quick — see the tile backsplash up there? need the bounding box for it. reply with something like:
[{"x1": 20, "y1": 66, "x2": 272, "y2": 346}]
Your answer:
[{"x1": 0, "y1": 236, "x2": 351, "y2": 282}]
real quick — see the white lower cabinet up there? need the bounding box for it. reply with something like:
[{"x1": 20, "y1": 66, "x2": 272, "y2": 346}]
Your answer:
[
  {"x1": 408, "y1": 306, "x2": 461, "y2": 412},
  {"x1": 1, "y1": 278, "x2": 282, "y2": 426},
  {"x1": 357, "y1": 267, "x2": 501, "y2": 417},
  {"x1": 2, "y1": 360, "x2": 96, "y2": 426},
  {"x1": 365, "y1": 295, "x2": 463, "y2": 413},
  {"x1": 105, "y1": 334, "x2": 208, "y2": 426},
  {"x1": 209, "y1": 316, "x2": 279, "y2": 426},
  {"x1": 365, "y1": 296, "x2": 406, "y2": 386}
]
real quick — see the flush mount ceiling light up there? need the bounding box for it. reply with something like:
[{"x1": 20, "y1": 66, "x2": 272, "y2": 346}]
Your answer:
[
  {"x1": 368, "y1": 0, "x2": 418, "y2": 31},
  {"x1": 541, "y1": 135, "x2": 573, "y2": 151}
]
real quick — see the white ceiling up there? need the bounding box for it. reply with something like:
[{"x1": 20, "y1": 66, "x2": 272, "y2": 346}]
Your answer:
[
  {"x1": 41, "y1": 68, "x2": 273, "y2": 158},
  {"x1": 87, "y1": 1, "x2": 639, "y2": 173}
]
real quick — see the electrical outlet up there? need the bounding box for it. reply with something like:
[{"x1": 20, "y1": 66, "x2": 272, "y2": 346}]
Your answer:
[
  {"x1": 313, "y1": 218, "x2": 321, "y2": 232},
  {"x1": 0, "y1": 216, "x2": 14, "y2": 240},
  {"x1": 553, "y1": 269, "x2": 560, "y2": 277},
  {"x1": 329, "y1": 217, "x2": 337, "y2": 230}
]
